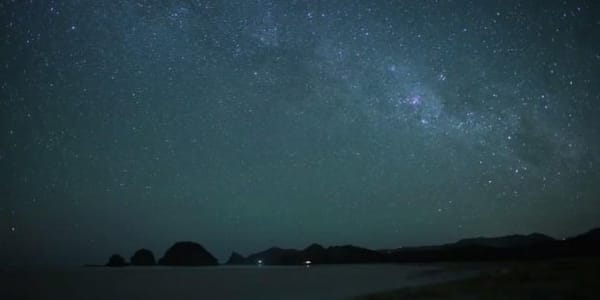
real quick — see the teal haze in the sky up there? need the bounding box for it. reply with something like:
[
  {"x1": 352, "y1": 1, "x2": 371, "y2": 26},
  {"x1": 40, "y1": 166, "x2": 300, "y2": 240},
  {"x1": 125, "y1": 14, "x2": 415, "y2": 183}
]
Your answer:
[{"x1": 1, "y1": 0, "x2": 599, "y2": 266}]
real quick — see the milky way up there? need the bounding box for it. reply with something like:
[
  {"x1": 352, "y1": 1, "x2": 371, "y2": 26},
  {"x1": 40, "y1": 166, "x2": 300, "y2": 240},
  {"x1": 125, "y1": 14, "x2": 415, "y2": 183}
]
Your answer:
[{"x1": 1, "y1": 0, "x2": 599, "y2": 266}]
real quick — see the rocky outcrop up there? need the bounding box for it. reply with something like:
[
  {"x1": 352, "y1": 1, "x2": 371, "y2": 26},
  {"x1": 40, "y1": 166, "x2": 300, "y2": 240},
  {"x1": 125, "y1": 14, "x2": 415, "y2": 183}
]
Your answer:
[
  {"x1": 225, "y1": 251, "x2": 246, "y2": 265},
  {"x1": 106, "y1": 254, "x2": 127, "y2": 267},
  {"x1": 130, "y1": 249, "x2": 156, "y2": 266},
  {"x1": 159, "y1": 242, "x2": 218, "y2": 266}
]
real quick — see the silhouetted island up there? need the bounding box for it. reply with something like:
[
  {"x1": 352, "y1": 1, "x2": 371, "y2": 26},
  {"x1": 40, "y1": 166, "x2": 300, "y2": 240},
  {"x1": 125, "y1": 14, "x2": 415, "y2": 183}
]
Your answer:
[
  {"x1": 101, "y1": 227, "x2": 600, "y2": 267},
  {"x1": 130, "y1": 249, "x2": 156, "y2": 266},
  {"x1": 158, "y1": 241, "x2": 218, "y2": 266},
  {"x1": 106, "y1": 254, "x2": 128, "y2": 267}
]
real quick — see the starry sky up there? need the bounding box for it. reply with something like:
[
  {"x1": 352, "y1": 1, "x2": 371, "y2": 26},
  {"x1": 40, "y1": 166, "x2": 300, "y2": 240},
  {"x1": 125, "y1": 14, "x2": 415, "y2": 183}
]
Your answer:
[{"x1": 1, "y1": 0, "x2": 600, "y2": 267}]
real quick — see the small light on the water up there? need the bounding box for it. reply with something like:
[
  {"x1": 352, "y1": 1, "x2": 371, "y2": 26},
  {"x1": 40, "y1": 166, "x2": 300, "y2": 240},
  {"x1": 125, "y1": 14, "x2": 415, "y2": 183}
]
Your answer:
[
  {"x1": 304, "y1": 260, "x2": 312, "y2": 267},
  {"x1": 257, "y1": 259, "x2": 263, "y2": 266}
]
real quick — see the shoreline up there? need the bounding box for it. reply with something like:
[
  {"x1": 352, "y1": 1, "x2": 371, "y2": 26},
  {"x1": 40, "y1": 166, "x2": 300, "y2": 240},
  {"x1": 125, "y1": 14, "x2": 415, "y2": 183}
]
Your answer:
[{"x1": 356, "y1": 258, "x2": 600, "y2": 300}]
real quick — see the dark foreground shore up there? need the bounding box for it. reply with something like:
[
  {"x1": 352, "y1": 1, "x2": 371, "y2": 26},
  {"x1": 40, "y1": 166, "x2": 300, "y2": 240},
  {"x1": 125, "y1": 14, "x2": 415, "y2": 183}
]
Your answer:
[{"x1": 357, "y1": 258, "x2": 600, "y2": 300}]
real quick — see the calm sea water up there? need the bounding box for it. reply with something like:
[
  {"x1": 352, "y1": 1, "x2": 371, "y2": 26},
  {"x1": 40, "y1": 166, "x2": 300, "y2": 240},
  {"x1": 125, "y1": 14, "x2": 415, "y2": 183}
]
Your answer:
[{"x1": 2, "y1": 264, "x2": 476, "y2": 300}]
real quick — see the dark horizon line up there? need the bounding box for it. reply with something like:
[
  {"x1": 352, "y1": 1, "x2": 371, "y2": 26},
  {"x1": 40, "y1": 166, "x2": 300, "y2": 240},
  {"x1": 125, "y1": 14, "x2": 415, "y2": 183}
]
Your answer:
[{"x1": 96, "y1": 225, "x2": 600, "y2": 267}]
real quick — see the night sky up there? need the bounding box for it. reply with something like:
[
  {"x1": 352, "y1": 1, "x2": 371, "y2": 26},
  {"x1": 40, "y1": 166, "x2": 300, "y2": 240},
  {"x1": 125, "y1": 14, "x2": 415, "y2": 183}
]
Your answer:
[{"x1": 2, "y1": 0, "x2": 600, "y2": 267}]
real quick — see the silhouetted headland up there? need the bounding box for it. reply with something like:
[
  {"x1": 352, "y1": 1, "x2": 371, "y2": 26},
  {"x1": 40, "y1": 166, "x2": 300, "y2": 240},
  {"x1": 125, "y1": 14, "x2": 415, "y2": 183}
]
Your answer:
[{"x1": 100, "y1": 227, "x2": 600, "y2": 267}]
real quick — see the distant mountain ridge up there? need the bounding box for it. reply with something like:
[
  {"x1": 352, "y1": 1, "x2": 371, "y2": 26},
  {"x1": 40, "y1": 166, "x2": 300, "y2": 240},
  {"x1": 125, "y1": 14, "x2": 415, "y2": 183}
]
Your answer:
[
  {"x1": 226, "y1": 227, "x2": 600, "y2": 265},
  {"x1": 453, "y1": 233, "x2": 556, "y2": 248},
  {"x1": 100, "y1": 227, "x2": 600, "y2": 267},
  {"x1": 236, "y1": 244, "x2": 387, "y2": 265},
  {"x1": 384, "y1": 229, "x2": 600, "y2": 263},
  {"x1": 567, "y1": 228, "x2": 600, "y2": 243}
]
